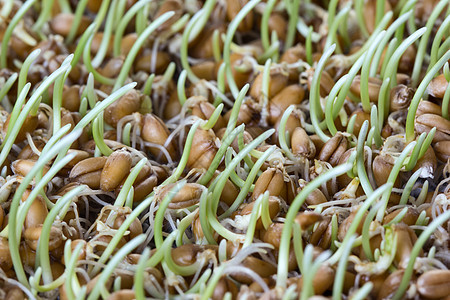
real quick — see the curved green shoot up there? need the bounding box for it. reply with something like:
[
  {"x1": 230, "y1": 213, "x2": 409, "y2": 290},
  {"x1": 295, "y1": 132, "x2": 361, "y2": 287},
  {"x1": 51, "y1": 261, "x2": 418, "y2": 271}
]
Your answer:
[
  {"x1": 277, "y1": 163, "x2": 352, "y2": 288},
  {"x1": 113, "y1": 12, "x2": 175, "y2": 91},
  {"x1": 1, "y1": 0, "x2": 37, "y2": 68},
  {"x1": 411, "y1": 0, "x2": 448, "y2": 87},
  {"x1": 405, "y1": 50, "x2": 450, "y2": 142},
  {"x1": 392, "y1": 210, "x2": 450, "y2": 300},
  {"x1": 310, "y1": 44, "x2": 336, "y2": 142},
  {"x1": 87, "y1": 235, "x2": 146, "y2": 300}
]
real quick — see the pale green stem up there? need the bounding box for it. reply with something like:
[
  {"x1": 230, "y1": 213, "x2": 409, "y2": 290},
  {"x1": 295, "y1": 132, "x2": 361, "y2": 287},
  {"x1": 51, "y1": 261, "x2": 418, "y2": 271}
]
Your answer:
[
  {"x1": 54, "y1": 83, "x2": 137, "y2": 165},
  {"x1": 261, "y1": 0, "x2": 277, "y2": 51},
  {"x1": 310, "y1": 45, "x2": 336, "y2": 142},
  {"x1": 332, "y1": 235, "x2": 357, "y2": 300},
  {"x1": 370, "y1": 11, "x2": 412, "y2": 77},
  {"x1": 113, "y1": 12, "x2": 175, "y2": 91},
  {"x1": 376, "y1": 143, "x2": 416, "y2": 221},
  {"x1": 65, "y1": 0, "x2": 88, "y2": 43},
  {"x1": 360, "y1": 31, "x2": 386, "y2": 112},
  {"x1": 428, "y1": 14, "x2": 450, "y2": 74},
  {"x1": 243, "y1": 192, "x2": 269, "y2": 247},
  {"x1": 32, "y1": 0, "x2": 54, "y2": 33},
  {"x1": 392, "y1": 210, "x2": 450, "y2": 300},
  {"x1": 405, "y1": 50, "x2": 450, "y2": 142},
  {"x1": 285, "y1": 0, "x2": 300, "y2": 50},
  {"x1": 162, "y1": 120, "x2": 202, "y2": 185},
  {"x1": 384, "y1": 27, "x2": 427, "y2": 87},
  {"x1": 411, "y1": 0, "x2": 448, "y2": 87},
  {"x1": 278, "y1": 105, "x2": 296, "y2": 160},
  {"x1": 37, "y1": 186, "x2": 85, "y2": 285},
  {"x1": 18, "y1": 49, "x2": 40, "y2": 93},
  {"x1": 220, "y1": 146, "x2": 276, "y2": 219},
  {"x1": 134, "y1": 248, "x2": 151, "y2": 300},
  {"x1": 400, "y1": 167, "x2": 423, "y2": 205},
  {"x1": 113, "y1": 0, "x2": 152, "y2": 56},
  {"x1": 87, "y1": 235, "x2": 146, "y2": 300},
  {"x1": 8, "y1": 128, "x2": 79, "y2": 288},
  {"x1": 356, "y1": 121, "x2": 374, "y2": 194},
  {"x1": 277, "y1": 163, "x2": 352, "y2": 288},
  {"x1": 177, "y1": 70, "x2": 188, "y2": 106},
  {"x1": 1, "y1": 0, "x2": 37, "y2": 68},
  {"x1": 223, "y1": 0, "x2": 261, "y2": 98}
]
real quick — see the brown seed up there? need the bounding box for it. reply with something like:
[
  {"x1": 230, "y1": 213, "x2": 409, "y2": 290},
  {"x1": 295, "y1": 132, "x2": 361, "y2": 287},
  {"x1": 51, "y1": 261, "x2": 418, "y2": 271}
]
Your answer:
[
  {"x1": 350, "y1": 75, "x2": 383, "y2": 103},
  {"x1": 427, "y1": 74, "x2": 449, "y2": 98},
  {"x1": 252, "y1": 168, "x2": 286, "y2": 201},
  {"x1": 90, "y1": 32, "x2": 114, "y2": 57},
  {"x1": 250, "y1": 66, "x2": 289, "y2": 100},
  {"x1": 171, "y1": 244, "x2": 217, "y2": 266},
  {"x1": 373, "y1": 154, "x2": 401, "y2": 188},
  {"x1": 306, "y1": 68, "x2": 335, "y2": 98},
  {"x1": 231, "y1": 256, "x2": 277, "y2": 284},
  {"x1": 393, "y1": 223, "x2": 418, "y2": 268},
  {"x1": 207, "y1": 171, "x2": 240, "y2": 207},
  {"x1": 291, "y1": 127, "x2": 316, "y2": 159},
  {"x1": 416, "y1": 100, "x2": 442, "y2": 116},
  {"x1": 24, "y1": 225, "x2": 63, "y2": 251},
  {"x1": 154, "y1": 0, "x2": 182, "y2": 32},
  {"x1": 298, "y1": 179, "x2": 327, "y2": 205},
  {"x1": 61, "y1": 239, "x2": 87, "y2": 265},
  {"x1": 107, "y1": 289, "x2": 136, "y2": 300},
  {"x1": 187, "y1": 128, "x2": 218, "y2": 170},
  {"x1": 295, "y1": 211, "x2": 323, "y2": 230},
  {"x1": 412, "y1": 146, "x2": 437, "y2": 178},
  {"x1": 269, "y1": 84, "x2": 305, "y2": 124},
  {"x1": 415, "y1": 113, "x2": 450, "y2": 142},
  {"x1": 156, "y1": 183, "x2": 204, "y2": 209},
  {"x1": 62, "y1": 85, "x2": 81, "y2": 112},
  {"x1": 99, "y1": 56, "x2": 124, "y2": 78},
  {"x1": 363, "y1": 0, "x2": 392, "y2": 34},
  {"x1": 434, "y1": 140, "x2": 450, "y2": 162},
  {"x1": 189, "y1": 24, "x2": 225, "y2": 59},
  {"x1": 216, "y1": 53, "x2": 253, "y2": 91},
  {"x1": 5, "y1": 287, "x2": 25, "y2": 300},
  {"x1": 2, "y1": 113, "x2": 38, "y2": 144},
  {"x1": 296, "y1": 265, "x2": 335, "y2": 295},
  {"x1": 0, "y1": 238, "x2": 12, "y2": 270},
  {"x1": 338, "y1": 209, "x2": 367, "y2": 241},
  {"x1": 318, "y1": 132, "x2": 348, "y2": 166},
  {"x1": 280, "y1": 44, "x2": 306, "y2": 81},
  {"x1": 262, "y1": 222, "x2": 284, "y2": 249},
  {"x1": 310, "y1": 216, "x2": 332, "y2": 249},
  {"x1": 417, "y1": 270, "x2": 450, "y2": 299},
  {"x1": 226, "y1": 0, "x2": 254, "y2": 32},
  {"x1": 389, "y1": 84, "x2": 414, "y2": 112},
  {"x1": 104, "y1": 89, "x2": 142, "y2": 127},
  {"x1": 12, "y1": 159, "x2": 49, "y2": 177},
  {"x1": 24, "y1": 194, "x2": 48, "y2": 229},
  {"x1": 135, "y1": 51, "x2": 171, "y2": 74},
  {"x1": 69, "y1": 156, "x2": 107, "y2": 189},
  {"x1": 223, "y1": 100, "x2": 260, "y2": 126},
  {"x1": 350, "y1": 110, "x2": 371, "y2": 136},
  {"x1": 237, "y1": 196, "x2": 281, "y2": 230},
  {"x1": 141, "y1": 113, "x2": 177, "y2": 161},
  {"x1": 190, "y1": 97, "x2": 226, "y2": 132},
  {"x1": 377, "y1": 270, "x2": 408, "y2": 300},
  {"x1": 50, "y1": 13, "x2": 91, "y2": 37},
  {"x1": 383, "y1": 207, "x2": 419, "y2": 226},
  {"x1": 100, "y1": 150, "x2": 132, "y2": 191},
  {"x1": 120, "y1": 33, "x2": 139, "y2": 56},
  {"x1": 212, "y1": 276, "x2": 239, "y2": 300},
  {"x1": 191, "y1": 61, "x2": 217, "y2": 81}
]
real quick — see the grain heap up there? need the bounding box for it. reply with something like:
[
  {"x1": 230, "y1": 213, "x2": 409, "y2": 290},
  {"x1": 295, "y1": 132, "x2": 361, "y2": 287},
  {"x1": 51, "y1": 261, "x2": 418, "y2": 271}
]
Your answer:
[{"x1": 0, "y1": 0, "x2": 449, "y2": 299}]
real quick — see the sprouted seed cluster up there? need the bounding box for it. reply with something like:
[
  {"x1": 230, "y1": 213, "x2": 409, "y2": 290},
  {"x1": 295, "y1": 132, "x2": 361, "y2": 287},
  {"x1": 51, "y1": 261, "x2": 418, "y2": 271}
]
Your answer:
[{"x1": 0, "y1": 0, "x2": 449, "y2": 299}]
